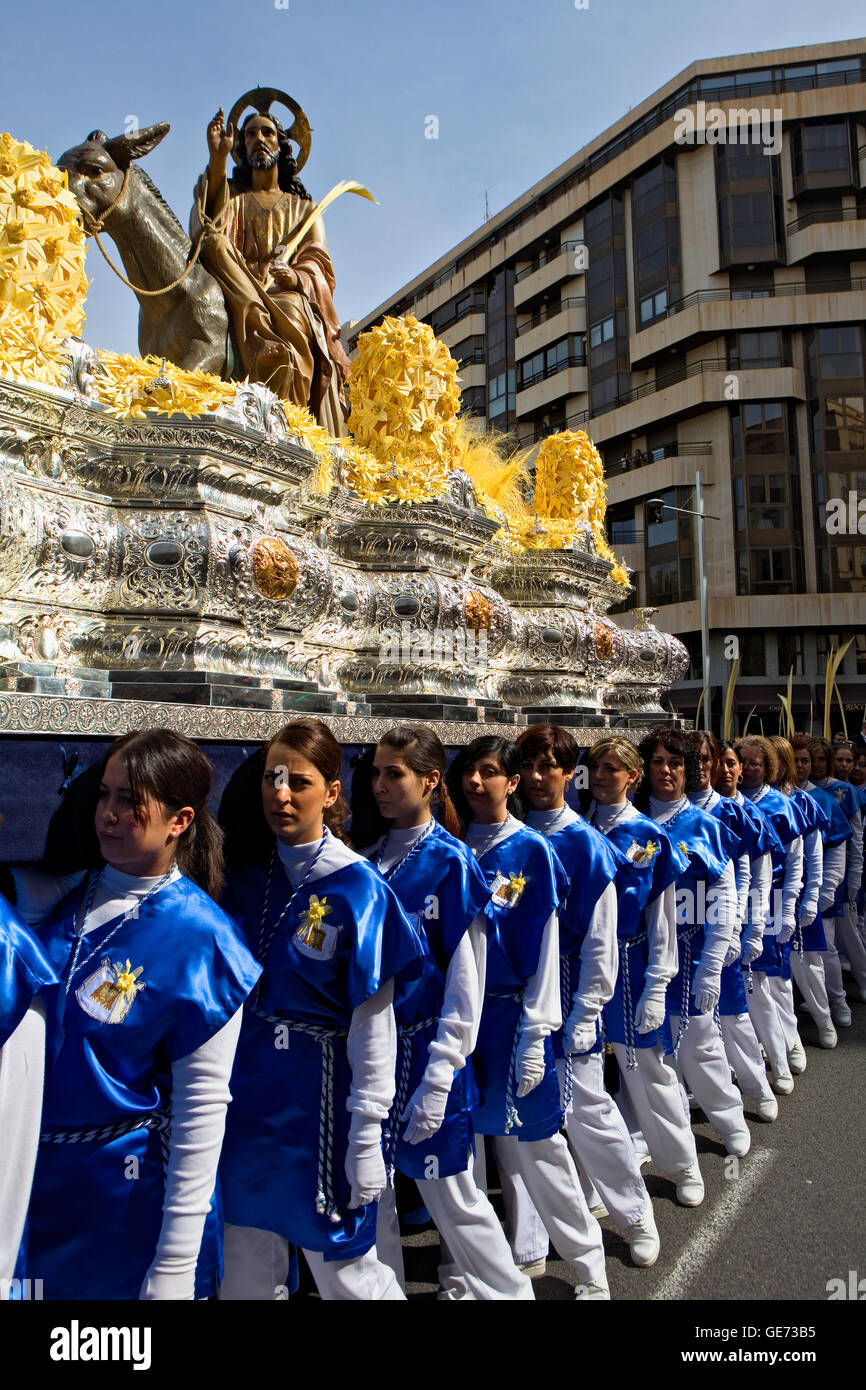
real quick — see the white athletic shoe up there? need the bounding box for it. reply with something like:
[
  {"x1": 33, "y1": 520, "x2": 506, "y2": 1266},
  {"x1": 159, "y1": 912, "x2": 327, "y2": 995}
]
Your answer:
[
  {"x1": 724, "y1": 1129, "x2": 751, "y2": 1158},
  {"x1": 589, "y1": 1203, "x2": 609, "y2": 1219},
  {"x1": 831, "y1": 1002, "x2": 853, "y2": 1027},
  {"x1": 754, "y1": 1093, "x2": 779, "y2": 1122},
  {"x1": 637, "y1": 1151, "x2": 653, "y2": 1168},
  {"x1": 625, "y1": 1204, "x2": 660, "y2": 1267},
  {"x1": 787, "y1": 1039, "x2": 807, "y2": 1074},
  {"x1": 674, "y1": 1163, "x2": 705, "y2": 1207},
  {"x1": 770, "y1": 1070, "x2": 794, "y2": 1095},
  {"x1": 818, "y1": 1022, "x2": 838, "y2": 1048},
  {"x1": 517, "y1": 1257, "x2": 547, "y2": 1278},
  {"x1": 574, "y1": 1279, "x2": 610, "y2": 1300}
]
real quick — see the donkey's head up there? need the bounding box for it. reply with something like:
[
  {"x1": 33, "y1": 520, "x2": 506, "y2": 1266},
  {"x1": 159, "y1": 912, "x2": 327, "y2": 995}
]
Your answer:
[{"x1": 56, "y1": 123, "x2": 170, "y2": 228}]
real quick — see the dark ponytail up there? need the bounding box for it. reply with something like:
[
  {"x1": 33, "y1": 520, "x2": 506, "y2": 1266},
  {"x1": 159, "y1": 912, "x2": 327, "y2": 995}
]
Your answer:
[
  {"x1": 350, "y1": 726, "x2": 463, "y2": 846},
  {"x1": 101, "y1": 729, "x2": 225, "y2": 901},
  {"x1": 445, "y1": 736, "x2": 525, "y2": 832}
]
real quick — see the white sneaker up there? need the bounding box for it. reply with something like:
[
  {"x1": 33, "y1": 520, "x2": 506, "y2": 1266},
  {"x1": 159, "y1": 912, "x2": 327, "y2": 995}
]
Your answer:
[
  {"x1": 589, "y1": 1202, "x2": 609, "y2": 1219},
  {"x1": 724, "y1": 1128, "x2": 751, "y2": 1158},
  {"x1": 674, "y1": 1162, "x2": 705, "y2": 1207},
  {"x1": 770, "y1": 1070, "x2": 794, "y2": 1095},
  {"x1": 818, "y1": 1023, "x2": 838, "y2": 1048},
  {"x1": 625, "y1": 1204, "x2": 660, "y2": 1267},
  {"x1": 517, "y1": 1257, "x2": 547, "y2": 1278},
  {"x1": 831, "y1": 1002, "x2": 853, "y2": 1027},
  {"x1": 787, "y1": 1039, "x2": 807, "y2": 1074},
  {"x1": 637, "y1": 1151, "x2": 653, "y2": 1168},
  {"x1": 754, "y1": 1093, "x2": 778, "y2": 1121},
  {"x1": 574, "y1": 1278, "x2": 610, "y2": 1300}
]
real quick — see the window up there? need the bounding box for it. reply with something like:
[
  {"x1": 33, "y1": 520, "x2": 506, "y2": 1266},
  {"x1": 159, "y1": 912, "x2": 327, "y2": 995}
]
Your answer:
[
  {"x1": 832, "y1": 546, "x2": 866, "y2": 591},
  {"x1": 814, "y1": 397, "x2": 866, "y2": 453},
  {"x1": 608, "y1": 503, "x2": 637, "y2": 545},
  {"x1": 640, "y1": 289, "x2": 668, "y2": 323},
  {"x1": 589, "y1": 316, "x2": 615, "y2": 349},
  {"x1": 488, "y1": 369, "x2": 515, "y2": 419},
  {"x1": 733, "y1": 631, "x2": 766, "y2": 677},
  {"x1": 856, "y1": 634, "x2": 866, "y2": 675},
  {"x1": 728, "y1": 331, "x2": 785, "y2": 369},
  {"x1": 750, "y1": 548, "x2": 792, "y2": 587},
  {"x1": 777, "y1": 632, "x2": 804, "y2": 675},
  {"x1": 806, "y1": 325, "x2": 864, "y2": 383},
  {"x1": 716, "y1": 144, "x2": 784, "y2": 266}
]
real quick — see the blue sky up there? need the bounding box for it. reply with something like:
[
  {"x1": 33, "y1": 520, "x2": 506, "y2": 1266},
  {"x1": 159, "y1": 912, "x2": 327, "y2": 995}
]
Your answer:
[{"x1": 3, "y1": 0, "x2": 863, "y2": 355}]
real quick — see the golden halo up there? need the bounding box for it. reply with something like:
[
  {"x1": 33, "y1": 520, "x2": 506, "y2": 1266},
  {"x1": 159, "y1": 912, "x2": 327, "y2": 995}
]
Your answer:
[{"x1": 227, "y1": 87, "x2": 312, "y2": 173}]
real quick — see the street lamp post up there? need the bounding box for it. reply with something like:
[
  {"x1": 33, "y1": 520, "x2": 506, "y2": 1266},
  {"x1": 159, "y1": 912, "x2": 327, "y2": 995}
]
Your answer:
[{"x1": 647, "y1": 473, "x2": 719, "y2": 726}]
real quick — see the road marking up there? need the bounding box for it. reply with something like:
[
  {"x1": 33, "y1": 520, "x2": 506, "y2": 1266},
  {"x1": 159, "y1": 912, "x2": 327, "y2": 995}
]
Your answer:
[{"x1": 650, "y1": 1147, "x2": 778, "y2": 1300}]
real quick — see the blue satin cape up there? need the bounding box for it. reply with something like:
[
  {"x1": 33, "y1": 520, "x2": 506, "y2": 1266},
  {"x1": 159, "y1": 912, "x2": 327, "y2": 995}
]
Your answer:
[
  {"x1": 0, "y1": 892, "x2": 58, "y2": 1048},
  {"x1": 26, "y1": 873, "x2": 261, "y2": 1300}
]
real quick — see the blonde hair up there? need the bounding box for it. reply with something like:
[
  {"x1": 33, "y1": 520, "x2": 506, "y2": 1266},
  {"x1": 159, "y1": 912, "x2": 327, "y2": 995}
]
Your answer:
[
  {"x1": 766, "y1": 735, "x2": 796, "y2": 793},
  {"x1": 736, "y1": 736, "x2": 780, "y2": 788},
  {"x1": 587, "y1": 736, "x2": 644, "y2": 783}
]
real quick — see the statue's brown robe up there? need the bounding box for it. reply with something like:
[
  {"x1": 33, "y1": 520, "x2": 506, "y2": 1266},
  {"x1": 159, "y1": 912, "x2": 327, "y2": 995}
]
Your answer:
[{"x1": 192, "y1": 172, "x2": 350, "y2": 435}]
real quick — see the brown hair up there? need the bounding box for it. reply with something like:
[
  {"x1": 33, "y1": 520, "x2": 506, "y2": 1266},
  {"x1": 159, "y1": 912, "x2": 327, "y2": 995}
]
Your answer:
[
  {"x1": 265, "y1": 719, "x2": 348, "y2": 841},
  {"x1": 515, "y1": 723, "x2": 580, "y2": 774},
  {"x1": 694, "y1": 730, "x2": 721, "y2": 775},
  {"x1": 102, "y1": 729, "x2": 224, "y2": 900},
  {"x1": 586, "y1": 735, "x2": 644, "y2": 780},
  {"x1": 378, "y1": 727, "x2": 462, "y2": 837}
]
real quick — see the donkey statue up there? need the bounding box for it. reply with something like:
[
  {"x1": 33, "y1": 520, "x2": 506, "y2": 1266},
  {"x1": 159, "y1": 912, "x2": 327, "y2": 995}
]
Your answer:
[{"x1": 57, "y1": 124, "x2": 235, "y2": 377}]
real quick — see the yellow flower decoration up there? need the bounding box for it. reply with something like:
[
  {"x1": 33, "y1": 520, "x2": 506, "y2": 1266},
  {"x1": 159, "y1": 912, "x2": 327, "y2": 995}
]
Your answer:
[
  {"x1": 298, "y1": 895, "x2": 332, "y2": 951},
  {"x1": 0, "y1": 132, "x2": 87, "y2": 388},
  {"x1": 113, "y1": 960, "x2": 144, "y2": 996},
  {"x1": 506, "y1": 871, "x2": 527, "y2": 902}
]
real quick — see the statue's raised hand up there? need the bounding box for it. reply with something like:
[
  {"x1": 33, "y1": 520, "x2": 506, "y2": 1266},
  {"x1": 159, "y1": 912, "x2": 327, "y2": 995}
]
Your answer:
[{"x1": 207, "y1": 109, "x2": 234, "y2": 163}]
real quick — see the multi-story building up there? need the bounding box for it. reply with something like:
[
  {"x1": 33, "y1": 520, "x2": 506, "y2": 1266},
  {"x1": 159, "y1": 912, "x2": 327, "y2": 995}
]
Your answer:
[{"x1": 347, "y1": 38, "x2": 866, "y2": 733}]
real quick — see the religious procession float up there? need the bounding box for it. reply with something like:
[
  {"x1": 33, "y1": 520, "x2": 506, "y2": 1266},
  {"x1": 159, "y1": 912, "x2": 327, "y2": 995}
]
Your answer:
[{"x1": 0, "y1": 88, "x2": 688, "y2": 856}]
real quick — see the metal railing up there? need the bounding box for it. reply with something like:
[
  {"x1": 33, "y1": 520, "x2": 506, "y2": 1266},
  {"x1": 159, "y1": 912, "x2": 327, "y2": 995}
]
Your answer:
[
  {"x1": 516, "y1": 296, "x2": 586, "y2": 336},
  {"x1": 604, "y1": 441, "x2": 712, "y2": 474},
  {"x1": 563, "y1": 358, "x2": 730, "y2": 428},
  {"x1": 515, "y1": 241, "x2": 586, "y2": 283},
  {"x1": 518, "y1": 354, "x2": 586, "y2": 391},
  {"x1": 786, "y1": 204, "x2": 866, "y2": 235},
  {"x1": 639, "y1": 274, "x2": 866, "y2": 328}
]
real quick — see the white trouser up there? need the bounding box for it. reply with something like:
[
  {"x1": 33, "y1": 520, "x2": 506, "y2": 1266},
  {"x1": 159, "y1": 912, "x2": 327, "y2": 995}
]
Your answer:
[
  {"x1": 838, "y1": 903, "x2": 866, "y2": 989},
  {"x1": 477, "y1": 1132, "x2": 606, "y2": 1286},
  {"x1": 611, "y1": 1042, "x2": 697, "y2": 1176},
  {"x1": 376, "y1": 1162, "x2": 533, "y2": 1300},
  {"x1": 558, "y1": 1054, "x2": 648, "y2": 1229},
  {"x1": 496, "y1": 1159, "x2": 548, "y2": 1265},
  {"x1": 767, "y1": 975, "x2": 800, "y2": 1051},
  {"x1": 790, "y1": 950, "x2": 832, "y2": 1028},
  {"x1": 673, "y1": 1013, "x2": 747, "y2": 1138},
  {"x1": 821, "y1": 919, "x2": 847, "y2": 1005},
  {"x1": 745, "y1": 971, "x2": 790, "y2": 1076},
  {"x1": 0, "y1": 1002, "x2": 46, "y2": 1282},
  {"x1": 719, "y1": 1011, "x2": 773, "y2": 1099},
  {"x1": 219, "y1": 1224, "x2": 405, "y2": 1301}
]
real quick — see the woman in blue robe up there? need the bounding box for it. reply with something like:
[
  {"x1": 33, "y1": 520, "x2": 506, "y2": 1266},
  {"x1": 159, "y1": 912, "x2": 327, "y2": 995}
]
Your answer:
[
  {"x1": 811, "y1": 739, "x2": 866, "y2": 1016},
  {"x1": 516, "y1": 722, "x2": 660, "y2": 1269},
  {"x1": 446, "y1": 735, "x2": 609, "y2": 1300},
  {"x1": 692, "y1": 734, "x2": 779, "y2": 1122},
  {"x1": 792, "y1": 738, "x2": 854, "y2": 1045},
  {"x1": 0, "y1": 885, "x2": 58, "y2": 1283},
  {"x1": 636, "y1": 728, "x2": 748, "y2": 1157},
  {"x1": 584, "y1": 737, "x2": 702, "y2": 1207},
  {"x1": 354, "y1": 726, "x2": 533, "y2": 1300},
  {"x1": 217, "y1": 719, "x2": 426, "y2": 1302},
  {"x1": 22, "y1": 729, "x2": 262, "y2": 1301},
  {"x1": 736, "y1": 736, "x2": 804, "y2": 1095}
]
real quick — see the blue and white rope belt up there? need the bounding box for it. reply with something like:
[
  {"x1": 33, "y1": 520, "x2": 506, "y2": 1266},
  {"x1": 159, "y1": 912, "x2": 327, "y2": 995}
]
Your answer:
[
  {"x1": 40, "y1": 1108, "x2": 171, "y2": 1167},
  {"x1": 498, "y1": 988, "x2": 526, "y2": 1134},
  {"x1": 384, "y1": 1015, "x2": 439, "y2": 1176},
  {"x1": 251, "y1": 1005, "x2": 348, "y2": 1223},
  {"x1": 675, "y1": 923, "x2": 704, "y2": 1052},
  {"x1": 559, "y1": 953, "x2": 575, "y2": 1114},
  {"x1": 618, "y1": 929, "x2": 648, "y2": 1071}
]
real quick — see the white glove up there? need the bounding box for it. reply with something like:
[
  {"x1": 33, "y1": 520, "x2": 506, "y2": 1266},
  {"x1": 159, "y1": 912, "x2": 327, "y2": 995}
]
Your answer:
[
  {"x1": 140, "y1": 1257, "x2": 196, "y2": 1301},
  {"x1": 798, "y1": 902, "x2": 817, "y2": 929},
  {"x1": 741, "y1": 926, "x2": 764, "y2": 966},
  {"x1": 345, "y1": 1118, "x2": 386, "y2": 1209},
  {"x1": 563, "y1": 1015, "x2": 598, "y2": 1056},
  {"x1": 692, "y1": 969, "x2": 721, "y2": 1014},
  {"x1": 400, "y1": 1078, "x2": 451, "y2": 1146},
  {"x1": 724, "y1": 929, "x2": 742, "y2": 968},
  {"x1": 776, "y1": 914, "x2": 796, "y2": 945},
  {"x1": 633, "y1": 986, "x2": 667, "y2": 1034},
  {"x1": 515, "y1": 1032, "x2": 546, "y2": 1098}
]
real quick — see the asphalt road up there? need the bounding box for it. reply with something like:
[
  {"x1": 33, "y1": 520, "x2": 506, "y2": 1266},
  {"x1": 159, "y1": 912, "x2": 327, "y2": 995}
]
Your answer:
[{"x1": 398, "y1": 989, "x2": 866, "y2": 1302}]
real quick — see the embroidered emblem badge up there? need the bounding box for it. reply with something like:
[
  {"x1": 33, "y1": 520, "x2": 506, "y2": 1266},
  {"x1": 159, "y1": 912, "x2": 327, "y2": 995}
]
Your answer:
[
  {"x1": 76, "y1": 957, "x2": 145, "y2": 1024},
  {"x1": 626, "y1": 839, "x2": 659, "y2": 865},
  {"x1": 489, "y1": 870, "x2": 528, "y2": 907},
  {"x1": 295, "y1": 895, "x2": 342, "y2": 961},
  {"x1": 835, "y1": 787, "x2": 845, "y2": 802}
]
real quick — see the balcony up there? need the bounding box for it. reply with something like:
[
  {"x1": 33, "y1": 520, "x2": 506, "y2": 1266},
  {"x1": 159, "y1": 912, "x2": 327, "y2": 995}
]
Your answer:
[
  {"x1": 786, "y1": 204, "x2": 866, "y2": 263},
  {"x1": 514, "y1": 242, "x2": 586, "y2": 307},
  {"x1": 515, "y1": 300, "x2": 587, "y2": 361},
  {"x1": 561, "y1": 359, "x2": 804, "y2": 441},
  {"x1": 439, "y1": 313, "x2": 485, "y2": 349},
  {"x1": 630, "y1": 276, "x2": 866, "y2": 365},
  {"x1": 516, "y1": 360, "x2": 587, "y2": 416}
]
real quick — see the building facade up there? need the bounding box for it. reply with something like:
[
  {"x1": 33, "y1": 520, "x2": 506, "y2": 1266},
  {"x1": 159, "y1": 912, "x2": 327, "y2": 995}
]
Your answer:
[{"x1": 347, "y1": 39, "x2": 866, "y2": 733}]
